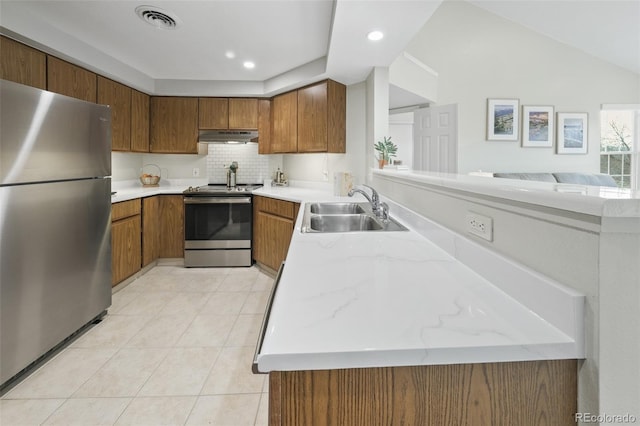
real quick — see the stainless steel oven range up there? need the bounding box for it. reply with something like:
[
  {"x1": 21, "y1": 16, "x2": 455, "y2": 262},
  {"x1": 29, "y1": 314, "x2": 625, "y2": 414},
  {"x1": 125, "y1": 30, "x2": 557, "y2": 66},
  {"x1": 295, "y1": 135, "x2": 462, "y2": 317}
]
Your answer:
[{"x1": 183, "y1": 184, "x2": 262, "y2": 267}]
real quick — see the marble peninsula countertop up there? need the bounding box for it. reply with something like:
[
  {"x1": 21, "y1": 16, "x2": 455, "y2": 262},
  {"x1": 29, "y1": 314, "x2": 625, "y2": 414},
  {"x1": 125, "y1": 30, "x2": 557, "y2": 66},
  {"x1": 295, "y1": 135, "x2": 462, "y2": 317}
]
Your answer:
[
  {"x1": 109, "y1": 178, "x2": 585, "y2": 372},
  {"x1": 253, "y1": 184, "x2": 586, "y2": 372}
]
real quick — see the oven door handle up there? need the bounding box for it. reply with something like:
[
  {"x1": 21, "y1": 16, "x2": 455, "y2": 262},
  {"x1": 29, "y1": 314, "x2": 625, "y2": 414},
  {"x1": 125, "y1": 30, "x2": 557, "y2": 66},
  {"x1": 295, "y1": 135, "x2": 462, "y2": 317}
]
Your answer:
[{"x1": 184, "y1": 197, "x2": 251, "y2": 204}]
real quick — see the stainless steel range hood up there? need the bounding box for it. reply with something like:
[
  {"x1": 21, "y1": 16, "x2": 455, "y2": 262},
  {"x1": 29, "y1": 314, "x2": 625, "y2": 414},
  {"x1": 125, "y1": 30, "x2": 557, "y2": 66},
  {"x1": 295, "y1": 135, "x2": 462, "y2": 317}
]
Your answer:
[{"x1": 198, "y1": 130, "x2": 259, "y2": 144}]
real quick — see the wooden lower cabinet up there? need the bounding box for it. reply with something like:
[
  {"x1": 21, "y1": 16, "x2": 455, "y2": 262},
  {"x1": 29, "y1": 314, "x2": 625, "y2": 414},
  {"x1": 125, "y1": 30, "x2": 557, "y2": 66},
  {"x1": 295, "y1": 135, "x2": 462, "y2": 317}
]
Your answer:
[
  {"x1": 269, "y1": 360, "x2": 577, "y2": 426},
  {"x1": 142, "y1": 196, "x2": 160, "y2": 267},
  {"x1": 111, "y1": 199, "x2": 142, "y2": 286},
  {"x1": 253, "y1": 196, "x2": 300, "y2": 271},
  {"x1": 158, "y1": 195, "x2": 184, "y2": 258},
  {"x1": 142, "y1": 195, "x2": 184, "y2": 266},
  {"x1": 112, "y1": 195, "x2": 183, "y2": 287}
]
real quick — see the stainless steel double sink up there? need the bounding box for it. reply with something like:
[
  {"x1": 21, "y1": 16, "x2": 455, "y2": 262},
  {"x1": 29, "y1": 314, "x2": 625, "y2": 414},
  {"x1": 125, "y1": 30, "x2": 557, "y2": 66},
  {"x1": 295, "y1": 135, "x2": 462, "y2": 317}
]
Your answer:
[{"x1": 301, "y1": 202, "x2": 408, "y2": 233}]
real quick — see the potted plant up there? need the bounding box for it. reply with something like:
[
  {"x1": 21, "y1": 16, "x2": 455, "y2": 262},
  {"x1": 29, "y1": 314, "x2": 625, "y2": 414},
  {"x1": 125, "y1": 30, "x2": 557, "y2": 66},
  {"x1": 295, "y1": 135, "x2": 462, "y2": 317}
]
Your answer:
[{"x1": 374, "y1": 136, "x2": 398, "y2": 168}]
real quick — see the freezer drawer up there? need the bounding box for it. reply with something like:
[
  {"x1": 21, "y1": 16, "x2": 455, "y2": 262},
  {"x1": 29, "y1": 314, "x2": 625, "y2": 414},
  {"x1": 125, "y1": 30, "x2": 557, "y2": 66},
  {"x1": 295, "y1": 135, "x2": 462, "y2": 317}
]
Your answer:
[{"x1": 0, "y1": 178, "x2": 112, "y2": 384}]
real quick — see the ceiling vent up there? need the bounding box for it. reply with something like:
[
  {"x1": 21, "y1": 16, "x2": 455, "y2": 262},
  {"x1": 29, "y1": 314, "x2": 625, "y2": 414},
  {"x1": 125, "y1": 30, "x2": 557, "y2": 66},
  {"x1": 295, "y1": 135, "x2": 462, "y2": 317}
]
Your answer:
[{"x1": 135, "y1": 5, "x2": 180, "y2": 30}]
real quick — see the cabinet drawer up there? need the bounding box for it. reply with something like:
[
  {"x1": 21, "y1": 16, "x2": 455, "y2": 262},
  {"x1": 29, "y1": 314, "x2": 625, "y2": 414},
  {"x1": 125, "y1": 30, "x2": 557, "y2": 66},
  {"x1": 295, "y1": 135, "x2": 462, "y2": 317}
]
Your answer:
[
  {"x1": 112, "y1": 199, "x2": 141, "y2": 221},
  {"x1": 255, "y1": 196, "x2": 297, "y2": 219}
]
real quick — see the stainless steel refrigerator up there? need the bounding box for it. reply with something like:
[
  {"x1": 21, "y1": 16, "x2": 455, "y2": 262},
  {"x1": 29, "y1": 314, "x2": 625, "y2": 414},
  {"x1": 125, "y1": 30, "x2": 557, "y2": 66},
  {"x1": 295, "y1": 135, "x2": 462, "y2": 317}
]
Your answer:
[{"x1": 0, "y1": 79, "x2": 112, "y2": 386}]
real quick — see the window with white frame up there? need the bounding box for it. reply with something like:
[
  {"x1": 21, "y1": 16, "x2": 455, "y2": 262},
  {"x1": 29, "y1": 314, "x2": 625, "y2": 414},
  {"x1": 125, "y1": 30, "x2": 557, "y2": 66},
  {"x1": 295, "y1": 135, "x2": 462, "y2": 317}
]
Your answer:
[{"x1": 600, "y1": 105, "x2": 640, "y2": 190}]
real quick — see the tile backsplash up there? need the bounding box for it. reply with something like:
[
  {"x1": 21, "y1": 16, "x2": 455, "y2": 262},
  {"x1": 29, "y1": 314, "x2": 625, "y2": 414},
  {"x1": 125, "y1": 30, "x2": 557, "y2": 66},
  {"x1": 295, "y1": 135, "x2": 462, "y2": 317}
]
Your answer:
[{"x1": 206, "y1": 143, "x2": 270, "y2": 184}]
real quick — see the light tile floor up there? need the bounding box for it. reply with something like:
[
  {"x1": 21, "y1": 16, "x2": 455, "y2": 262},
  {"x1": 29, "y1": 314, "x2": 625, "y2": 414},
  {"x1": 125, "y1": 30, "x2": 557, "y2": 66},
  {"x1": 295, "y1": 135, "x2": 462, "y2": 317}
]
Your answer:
[{"x1": 1, "y1": 265, "x2": 274, "y2": 426}]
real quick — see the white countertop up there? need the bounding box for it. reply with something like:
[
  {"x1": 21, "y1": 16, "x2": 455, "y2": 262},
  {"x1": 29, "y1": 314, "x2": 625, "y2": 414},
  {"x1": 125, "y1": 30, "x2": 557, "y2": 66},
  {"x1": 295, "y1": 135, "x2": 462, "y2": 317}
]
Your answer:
[
  {"x1": 110, "y1": 179, "x2": 204, "y2": 203},
  {"x1": 110, "y1": 178, "x2": 585, "y2": 371},
  {"x1": 255, "y1": 185, "x2": 585, "y2": 372},
  {"x1": 373, "y1": 169, "x2": 640, "y2": 218}
]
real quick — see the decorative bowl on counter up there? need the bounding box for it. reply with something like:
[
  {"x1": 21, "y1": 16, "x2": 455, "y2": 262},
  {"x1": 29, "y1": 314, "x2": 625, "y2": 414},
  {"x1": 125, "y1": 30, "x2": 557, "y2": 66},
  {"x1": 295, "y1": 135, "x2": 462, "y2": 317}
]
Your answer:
[{"x1": 140, "y1": 164, "x2": 161, "y2": 187}]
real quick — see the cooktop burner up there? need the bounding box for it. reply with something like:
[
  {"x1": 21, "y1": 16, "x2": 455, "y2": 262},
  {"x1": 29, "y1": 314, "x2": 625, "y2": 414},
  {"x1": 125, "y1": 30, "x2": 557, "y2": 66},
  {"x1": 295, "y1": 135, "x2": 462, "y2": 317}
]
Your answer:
[{"x1": 183, "y1": 184, "x2": 263, "y2": 195}]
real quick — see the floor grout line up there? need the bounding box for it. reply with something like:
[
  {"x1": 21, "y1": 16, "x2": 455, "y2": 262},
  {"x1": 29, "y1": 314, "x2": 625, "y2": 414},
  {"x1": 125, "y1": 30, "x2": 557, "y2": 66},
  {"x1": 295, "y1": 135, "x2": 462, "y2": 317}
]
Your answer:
[{"x1": 1, "y1": 265, "x2": 273, "y2": 426}]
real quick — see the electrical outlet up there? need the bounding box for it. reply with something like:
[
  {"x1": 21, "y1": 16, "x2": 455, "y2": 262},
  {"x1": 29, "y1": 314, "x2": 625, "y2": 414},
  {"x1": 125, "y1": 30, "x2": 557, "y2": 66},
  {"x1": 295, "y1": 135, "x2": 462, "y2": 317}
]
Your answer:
[
  {"x1": 192, "y1": 168, "x2": 200, "y2": 177},
  {"x1": 466, "y1": 212, "x2": 493, "y2": 242}
]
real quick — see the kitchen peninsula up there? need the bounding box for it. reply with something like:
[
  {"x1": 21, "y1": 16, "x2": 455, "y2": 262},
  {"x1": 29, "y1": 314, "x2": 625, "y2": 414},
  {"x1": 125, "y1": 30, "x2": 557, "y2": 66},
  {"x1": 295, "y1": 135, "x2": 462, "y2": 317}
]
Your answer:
[
  {"x1": 253, "y1": 172, "x2": 639, "y2": 425},
  {"x1": 252, "y1": 179, "x2": 589, "y2": 425}
]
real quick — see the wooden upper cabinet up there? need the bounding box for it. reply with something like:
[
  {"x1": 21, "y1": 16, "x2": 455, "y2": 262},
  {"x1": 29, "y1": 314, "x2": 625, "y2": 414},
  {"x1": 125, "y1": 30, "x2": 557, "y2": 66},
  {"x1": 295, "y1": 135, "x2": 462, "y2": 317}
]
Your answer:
[
  {"x1": 131, "y1": 89, "x2": 150, "y2": 152},
  {"x1": 0, "y1": 36, "x2": 46, "y2": 89},
  {"x1": 229, "y1": 98, "x2": 258, "y2": 129},
  {"x1": 298, "y1": 79, "x2": 346, "y2": 153},
  {"x1": 327, "y1": 80, "x2": 347, "y2": 153},
  {"x1": 47, "y1": 56, "x2": 97, "y2": 102},
  {"x1": 297, "y1": 81, "x2": 328, "y2": 152},
  {"x1": 98, "y1": 76, "x2": 131, "y2": 151},
  {"x1": 199, "y1": 97, "x2": 259, "y2": 130},
  {"x1": 271, "y1": 91, "x2": 298, "y2": 153},
  {"x1": 199, "y1": 97, "x2": 229, "y2": 129},
  {"x1": 150, "y1": 96, "x2": 198, "y2": 153},
  {"x1": 258, "y1": 99, "x2": 271, "y2": 154},
  {"x1": 268, "y1": 79, "x2": 346, "y2": 155}
]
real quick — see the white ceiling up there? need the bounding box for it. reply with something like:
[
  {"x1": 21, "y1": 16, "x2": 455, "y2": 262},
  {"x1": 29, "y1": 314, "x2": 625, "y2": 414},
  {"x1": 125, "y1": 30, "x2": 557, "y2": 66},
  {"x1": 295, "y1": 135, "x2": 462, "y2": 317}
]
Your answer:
[
  {"x1": 1, "y1": 0, "x2": 638, "y2": 102},
  {"x1": 469, "y1": 0, "x2": 640, "y2": 77}
]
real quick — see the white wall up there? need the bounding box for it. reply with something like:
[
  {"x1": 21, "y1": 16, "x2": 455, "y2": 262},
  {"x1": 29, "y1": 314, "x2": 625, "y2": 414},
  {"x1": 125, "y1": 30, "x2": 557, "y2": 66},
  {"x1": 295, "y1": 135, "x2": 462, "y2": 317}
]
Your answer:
[
  {"x1": 205, "y1": 144, "x2": 270, "y2": 184},
  {"x1": 112, "y1": 147, "x2": 276, "y2": 184},
  {"x1": 365, "y1": 67, "x2": 390, "y2": 182},
  {"x1": 111, "y1": 152, "x2": 207, "y2": 182},
  {"x1": 405, "y1": 0, "x2": 640, "y2": 174},
  {"x1": 388, "y1": 112, "x2": 413, "y2": 167}
]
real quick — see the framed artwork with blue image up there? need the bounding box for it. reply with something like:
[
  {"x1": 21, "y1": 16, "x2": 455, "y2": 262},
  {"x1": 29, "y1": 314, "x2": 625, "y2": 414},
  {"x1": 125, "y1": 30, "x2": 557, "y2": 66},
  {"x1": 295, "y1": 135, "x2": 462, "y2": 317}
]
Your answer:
[{"x1": 557, "y1": 112, "x2": 588, "y2": 154}]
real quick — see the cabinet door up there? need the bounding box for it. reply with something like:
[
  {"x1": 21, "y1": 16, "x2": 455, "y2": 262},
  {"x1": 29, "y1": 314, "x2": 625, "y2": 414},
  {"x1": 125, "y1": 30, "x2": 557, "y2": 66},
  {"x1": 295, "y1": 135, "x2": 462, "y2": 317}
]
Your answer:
[
  {"x1": 150, "y1": 97, "x2": 198, "y2": 153},
  {"x1": 229, "y1": 98, "x2": 258, "y2": 129},
  {"x1": 199, "y1": 98, "x2": 229, "y2": 129},
  {"x1": 258, "y1": 99, "x2": 271, "y2": 154},
  {"x1": 327, "y1": 80, "x2": 346, "y2": 153},
  {"x1": 271, "y1": 91, "x2": 298, "y2": 153},
  {"x1": 297, "y1": 81, "x2": 328, "y2": 153},
  {"x1": 142, "y1": 196, "x2": 160, "y2": 267},
  {"x1": 0, "y1": 36, "x2": 46, "y2": 89},
  {"x1": 98, "y1": 76, "x2": 131, "y2": 151},
  {"x1": 254, "y1": 211, "x2": 294, "y2": 271},
  {"x1": 112, "y1": 215, "x2": 141, "y2": 286},
  {"x1": 131, "y1": 90, "x2": 150, "y2": 152},
  {"x1": 47, "y1": 56, "x2": 97, "y2": 103},
  {"x1": 158, "y1": 195, "x2": 184, "y2": 258}
]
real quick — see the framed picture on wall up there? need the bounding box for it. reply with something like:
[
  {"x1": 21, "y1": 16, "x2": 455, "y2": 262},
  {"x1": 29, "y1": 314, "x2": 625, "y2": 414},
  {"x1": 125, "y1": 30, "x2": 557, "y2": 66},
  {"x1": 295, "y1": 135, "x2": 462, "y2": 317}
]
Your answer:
[
  {"x1": 557, "y1": 112, "x2": 588, "y2": 154},
  {"x1": 522, "y1": 105, "x2": 554, "y2": 147},
  {"x1": 487, "y1": 99, "x2": 519, "y2": 141}
]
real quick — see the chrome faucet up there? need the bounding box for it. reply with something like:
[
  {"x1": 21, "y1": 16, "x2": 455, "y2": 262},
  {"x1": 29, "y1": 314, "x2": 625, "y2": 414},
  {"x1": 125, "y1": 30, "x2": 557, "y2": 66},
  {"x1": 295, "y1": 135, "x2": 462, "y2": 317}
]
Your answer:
[{"x1": 348, "y1": 184, "x2": 389, "y2": 222}]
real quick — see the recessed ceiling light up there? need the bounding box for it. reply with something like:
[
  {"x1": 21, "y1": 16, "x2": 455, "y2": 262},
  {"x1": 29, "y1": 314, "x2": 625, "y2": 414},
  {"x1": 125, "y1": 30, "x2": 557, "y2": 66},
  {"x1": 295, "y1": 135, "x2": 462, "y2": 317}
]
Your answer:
[
  {"x1": 135, "y1": 5, "x2": 181, "y2": 30},
  {"x1": 367, "y1": 30, "x2": 384, "y2": 41},
  {"x1": 243, "y1": 61, "x2": 255, "y2": 69},
  {"x1": 225, "y1": 51, "x2": 236, "y2": 59}
]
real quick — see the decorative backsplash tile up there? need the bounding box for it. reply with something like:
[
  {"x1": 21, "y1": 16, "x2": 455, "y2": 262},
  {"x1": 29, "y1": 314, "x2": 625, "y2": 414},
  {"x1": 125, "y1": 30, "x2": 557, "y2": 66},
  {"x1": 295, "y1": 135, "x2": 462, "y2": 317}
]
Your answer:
[{"x1": 206, "y1": 144, "x2": 270, "y2": 184}]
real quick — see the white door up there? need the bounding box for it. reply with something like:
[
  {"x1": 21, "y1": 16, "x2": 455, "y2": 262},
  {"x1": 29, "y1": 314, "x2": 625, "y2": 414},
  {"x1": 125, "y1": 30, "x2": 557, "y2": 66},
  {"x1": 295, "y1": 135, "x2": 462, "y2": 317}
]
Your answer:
[{"x1": 413, "y1": 104, "x2": 458, "y2": 173}]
